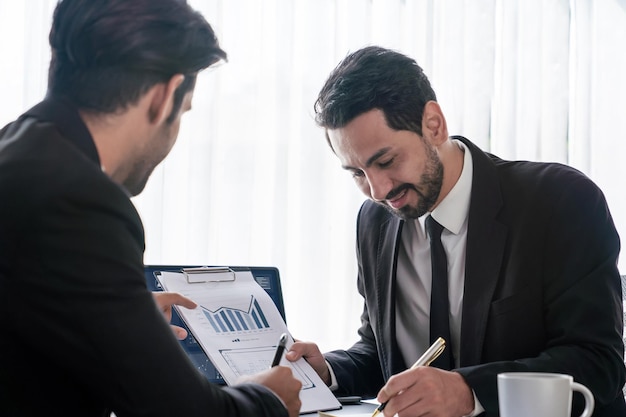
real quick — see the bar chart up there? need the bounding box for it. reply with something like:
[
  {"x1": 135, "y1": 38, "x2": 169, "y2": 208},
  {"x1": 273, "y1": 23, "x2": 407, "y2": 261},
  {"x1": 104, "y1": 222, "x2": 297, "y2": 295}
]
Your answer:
[{"x1": 201, "y1": 295, "x2": 271, "y2": 334}]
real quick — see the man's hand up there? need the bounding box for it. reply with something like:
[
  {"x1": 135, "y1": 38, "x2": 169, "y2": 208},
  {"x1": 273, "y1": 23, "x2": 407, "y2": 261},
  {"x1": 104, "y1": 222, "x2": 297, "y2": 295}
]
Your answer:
[
  {"x1": 238, "y1": 366, "x2": 303, "y2": 417},
  {"x1": 376, "y1": 367, "x2": 474, "y2": 416},
  {"x1": 152, "y1": 292, "x2": 197, "y2": 340},
  {"x1": 285, "y1": 340, "x2": 331, "y2": 386}
]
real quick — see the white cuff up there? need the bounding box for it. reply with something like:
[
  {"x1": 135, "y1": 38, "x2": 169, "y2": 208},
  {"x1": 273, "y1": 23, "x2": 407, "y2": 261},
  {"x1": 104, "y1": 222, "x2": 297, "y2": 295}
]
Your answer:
[
  {"x1": 462, "y1": 390, "x2": 485, "y2": 417},
  {"x1": 325, "y1": 360, "x2": 339, "y2": 391}
]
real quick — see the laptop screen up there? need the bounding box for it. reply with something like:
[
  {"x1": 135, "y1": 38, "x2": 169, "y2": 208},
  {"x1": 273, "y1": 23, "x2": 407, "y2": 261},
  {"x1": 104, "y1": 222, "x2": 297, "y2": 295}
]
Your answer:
[{"x1": 144, "y1": 265, "x2": 286, "y2": 384}]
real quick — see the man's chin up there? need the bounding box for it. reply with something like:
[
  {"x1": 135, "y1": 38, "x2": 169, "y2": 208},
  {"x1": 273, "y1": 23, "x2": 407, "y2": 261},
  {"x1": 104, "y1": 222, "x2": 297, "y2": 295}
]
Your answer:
[
  {"x1": 123, "y1": 176, "x2": 149, "y2": 197},
  {"x1": 376, "y1": 200, "x2": 425, "y2": 220}
]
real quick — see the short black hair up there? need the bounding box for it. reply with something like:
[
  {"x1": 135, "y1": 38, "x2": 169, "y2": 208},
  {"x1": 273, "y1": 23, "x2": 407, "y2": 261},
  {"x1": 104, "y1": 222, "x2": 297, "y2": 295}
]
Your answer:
[
  {"x1": 314, "y1": 46, "x2": 436, "y2": 137},
  {"x1": 47, "y1": 0, "x2": 227, "y2": 120}
]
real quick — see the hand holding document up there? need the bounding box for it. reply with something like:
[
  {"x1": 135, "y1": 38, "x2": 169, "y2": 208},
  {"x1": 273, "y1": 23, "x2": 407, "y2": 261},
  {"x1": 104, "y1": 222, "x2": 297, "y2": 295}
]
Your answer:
[{"x1": 157, "y1": 270, "x2": 341, "y2": 415}]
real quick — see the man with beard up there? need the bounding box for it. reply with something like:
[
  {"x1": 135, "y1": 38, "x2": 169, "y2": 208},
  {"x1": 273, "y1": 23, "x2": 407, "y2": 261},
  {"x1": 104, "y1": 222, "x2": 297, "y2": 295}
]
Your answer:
[
  {"x1": 287, "y1": 46, "x2": 625, "y2": 416},
  {"x1": 0, "y1": 1, "x2": 302, "y2": 416}
]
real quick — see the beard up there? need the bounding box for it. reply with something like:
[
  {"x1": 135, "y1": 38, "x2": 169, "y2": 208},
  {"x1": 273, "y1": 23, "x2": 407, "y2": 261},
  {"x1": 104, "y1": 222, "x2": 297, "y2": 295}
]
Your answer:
[
  {"x1": 123, "y1": 122, "x2": 176, "y2": 196},
  {"x1": 378, "y1": 144, "x2": 444, "y2": 220},
  {"x1": 123, "y1": 159, "x2": 155, "y2": 196}
]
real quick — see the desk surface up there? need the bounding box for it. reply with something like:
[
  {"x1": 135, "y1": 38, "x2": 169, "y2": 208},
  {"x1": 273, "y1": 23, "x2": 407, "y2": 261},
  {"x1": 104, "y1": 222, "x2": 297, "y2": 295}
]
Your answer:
[{"x1": 316, "y1": 401, "x2": 378, "y2": 416}]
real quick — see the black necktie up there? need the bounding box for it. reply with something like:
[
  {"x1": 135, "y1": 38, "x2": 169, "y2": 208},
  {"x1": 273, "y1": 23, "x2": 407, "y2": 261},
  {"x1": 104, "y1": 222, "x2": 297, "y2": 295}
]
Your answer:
[{"x1": 425, "y1": 215, "x2": 454, "y2": 370}]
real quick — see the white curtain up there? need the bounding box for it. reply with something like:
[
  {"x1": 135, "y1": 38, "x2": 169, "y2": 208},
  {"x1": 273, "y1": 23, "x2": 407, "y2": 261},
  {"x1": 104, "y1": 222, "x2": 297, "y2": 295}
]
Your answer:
[{"x1": 1, "y1": 0, "x2": 625, "y2": 353}]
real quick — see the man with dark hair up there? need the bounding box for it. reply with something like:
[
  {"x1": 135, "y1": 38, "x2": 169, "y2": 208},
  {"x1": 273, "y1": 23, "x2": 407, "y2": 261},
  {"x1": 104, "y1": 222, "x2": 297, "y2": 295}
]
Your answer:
[
  {"x1": 0, "y1": 1, "x2": 301, "y2": 416},
  {"x1": 288, "y1": 46, "x2": 625, "y2": 416}
]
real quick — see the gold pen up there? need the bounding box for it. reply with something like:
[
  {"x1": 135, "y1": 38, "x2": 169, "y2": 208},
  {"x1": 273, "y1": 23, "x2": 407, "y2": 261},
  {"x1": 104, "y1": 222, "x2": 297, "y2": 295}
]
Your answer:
[{"x1": 371, "y1": 337, "x2": 446, "y2": 417}]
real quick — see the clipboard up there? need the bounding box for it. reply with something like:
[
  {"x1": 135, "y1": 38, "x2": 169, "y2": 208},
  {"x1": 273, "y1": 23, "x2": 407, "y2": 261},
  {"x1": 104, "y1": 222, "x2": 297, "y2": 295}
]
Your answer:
[
  {"x1": 151, "y1": 266, "x2": 342, "y2": 415},
  {"x1": 181, "y1": 266, "x2": 236, "y2": 283},
  {"x1": 144, "y1": 265, "x2": 287, "y2": 384}
]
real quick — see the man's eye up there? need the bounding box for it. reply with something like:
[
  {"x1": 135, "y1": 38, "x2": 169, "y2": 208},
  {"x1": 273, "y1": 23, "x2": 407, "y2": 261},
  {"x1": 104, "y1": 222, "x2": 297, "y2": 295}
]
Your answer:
[
  {"x1": 351, "y1": 170, "x2": 365, "y2": 178},
  {"x1": 379, "y1": 158, "x2": 394, "y2": 168}
]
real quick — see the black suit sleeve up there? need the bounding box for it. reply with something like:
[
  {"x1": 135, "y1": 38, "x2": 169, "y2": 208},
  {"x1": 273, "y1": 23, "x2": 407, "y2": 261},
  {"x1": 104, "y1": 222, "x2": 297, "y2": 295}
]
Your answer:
[
  {"x1": 1, "y1": 130, "x2": 287, "y2": 416},
  {"x1": 457, "y1": 167, "x2": 625, "y2": 415}
]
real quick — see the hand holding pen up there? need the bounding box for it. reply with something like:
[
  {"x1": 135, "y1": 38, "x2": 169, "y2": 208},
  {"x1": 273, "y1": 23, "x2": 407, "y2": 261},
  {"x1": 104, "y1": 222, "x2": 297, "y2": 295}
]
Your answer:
[
  {"x1": 371, "y1": 337, "x2": 447, "y2": 417},
  {"x1": 271, "y1": 333, "x2": 288, "y2": 367},
  {"x1": 236, "y1": 332, "x2": 301, "y2": 416}
]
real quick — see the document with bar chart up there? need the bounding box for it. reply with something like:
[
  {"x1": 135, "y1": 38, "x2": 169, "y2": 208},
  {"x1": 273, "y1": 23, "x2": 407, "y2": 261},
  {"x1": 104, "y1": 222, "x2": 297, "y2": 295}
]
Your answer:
[{"x1": 156, "y1": 269, "x2": 340, "y2": 415}]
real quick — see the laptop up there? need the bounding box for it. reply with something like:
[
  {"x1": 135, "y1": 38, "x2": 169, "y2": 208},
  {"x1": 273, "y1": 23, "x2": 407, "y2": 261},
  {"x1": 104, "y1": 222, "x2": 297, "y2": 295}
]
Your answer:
[{"x1": 144, "y1": 265, "x2": 287, "y2": 384}]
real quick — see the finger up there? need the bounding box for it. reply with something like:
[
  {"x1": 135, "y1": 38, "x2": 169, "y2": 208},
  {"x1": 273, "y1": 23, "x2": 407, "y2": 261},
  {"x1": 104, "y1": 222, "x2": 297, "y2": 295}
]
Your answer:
[
  {"x1": 171, "y1": 325, "x2": 189, "y2": 340},
  {"x1": 154, "y1": 292, "x2": 197, "y2": 309},
  {"x1": 285, "y1": 344, "x2": 302, "y2": 361},
  {"x1": 285, "y1": 341, "x2": 314, "y2": 361},
  {"x1": 381, "y1": 383, "x2": 428, "y2": 417},
  {"x1": 376, "y1": 372, "x2": 413, "y2": 404}
]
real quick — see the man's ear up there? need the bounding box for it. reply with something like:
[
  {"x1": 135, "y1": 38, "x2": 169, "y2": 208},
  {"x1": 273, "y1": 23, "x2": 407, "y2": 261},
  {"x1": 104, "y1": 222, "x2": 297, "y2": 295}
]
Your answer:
[
  {"x1": 148, "y1": 74, "x2": 185, "y2": 125},
  {"x1": 422, "y1": 101, "x2": 448, "y2": 146}
]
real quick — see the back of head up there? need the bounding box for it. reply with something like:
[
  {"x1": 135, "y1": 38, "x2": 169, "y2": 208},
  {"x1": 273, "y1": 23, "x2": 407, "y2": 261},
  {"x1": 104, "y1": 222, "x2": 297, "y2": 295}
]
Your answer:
[
  {"x1": 314, "y1": 46, "x2": 436, "y2": 136},
  {"x1": 47, "y1": 0, "x2": 227, "y2": 118}
]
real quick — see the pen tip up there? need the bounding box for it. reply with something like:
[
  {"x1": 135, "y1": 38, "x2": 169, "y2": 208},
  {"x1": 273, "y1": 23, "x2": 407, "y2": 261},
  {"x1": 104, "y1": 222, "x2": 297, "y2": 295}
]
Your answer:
[{"x1": 371, "y1": 410, "x2": 380, "y2": 417}]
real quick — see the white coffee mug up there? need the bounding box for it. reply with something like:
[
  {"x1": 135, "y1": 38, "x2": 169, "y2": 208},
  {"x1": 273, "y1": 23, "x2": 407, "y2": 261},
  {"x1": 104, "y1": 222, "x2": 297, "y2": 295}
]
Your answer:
[{"x1": 497, "y1": 372, "x2": 594, "y2": 417}]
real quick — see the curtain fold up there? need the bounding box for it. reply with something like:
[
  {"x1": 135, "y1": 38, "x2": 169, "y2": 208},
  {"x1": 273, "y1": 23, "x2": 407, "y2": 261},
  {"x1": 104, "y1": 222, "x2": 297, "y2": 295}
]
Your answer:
[{"x1": 1, "y1": 0, "x2": 624, "y2": 353}]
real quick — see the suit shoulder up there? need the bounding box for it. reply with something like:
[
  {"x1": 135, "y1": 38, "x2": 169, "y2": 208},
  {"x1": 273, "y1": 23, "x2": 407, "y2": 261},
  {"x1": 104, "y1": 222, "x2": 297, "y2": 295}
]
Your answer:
[
  {"x1": 492, "y1": 157, "x2": 600, "y2": 196},
  {"x1": 357, "y1": 200, "x2": 394, "y2": 226}
]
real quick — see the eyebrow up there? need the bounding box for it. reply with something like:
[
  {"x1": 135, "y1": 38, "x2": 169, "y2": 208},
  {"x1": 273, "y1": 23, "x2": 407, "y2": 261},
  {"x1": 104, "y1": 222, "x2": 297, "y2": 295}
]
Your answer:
[{"x1": 341, "y1": 147, "x2": 392, "y2": 170}]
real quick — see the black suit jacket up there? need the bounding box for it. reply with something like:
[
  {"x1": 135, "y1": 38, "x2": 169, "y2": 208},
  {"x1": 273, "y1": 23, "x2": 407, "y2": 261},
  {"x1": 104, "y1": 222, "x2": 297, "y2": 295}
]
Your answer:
[
  {"x1": 0, "y1": 99, "x2": 287, "y2": 417},
  {"x1": 325, "y1": 136, "x2": 625, "y2": 416}
]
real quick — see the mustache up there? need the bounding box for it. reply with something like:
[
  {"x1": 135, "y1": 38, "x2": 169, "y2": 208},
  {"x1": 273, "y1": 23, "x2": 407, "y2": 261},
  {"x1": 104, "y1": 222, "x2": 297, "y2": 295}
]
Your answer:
[{"x1": 385, "y1": 183, "x2": 421, "y2": 201}]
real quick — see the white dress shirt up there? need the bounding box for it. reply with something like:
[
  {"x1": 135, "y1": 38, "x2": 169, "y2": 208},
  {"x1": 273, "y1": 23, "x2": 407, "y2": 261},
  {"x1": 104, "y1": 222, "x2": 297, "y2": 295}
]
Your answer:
[
  {"x1": 395, "y1": 139, "x2": 472, "y2": 368},
  {"x1": 395, "y1": 140, "x2": 484, "y2": 416},
  {"x1": 329, "y1": 140, "x2": 484, "y2": 415}
]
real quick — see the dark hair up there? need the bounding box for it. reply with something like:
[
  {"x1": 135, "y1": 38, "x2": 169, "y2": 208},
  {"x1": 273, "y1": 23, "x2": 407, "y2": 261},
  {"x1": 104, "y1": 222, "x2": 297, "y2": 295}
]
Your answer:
[
  {"x1": 314, "y1": 46, "x2": 436, "y2": 137},
  {"x1": 47, "y1": 0, "x2": 227, "y2": 121}
]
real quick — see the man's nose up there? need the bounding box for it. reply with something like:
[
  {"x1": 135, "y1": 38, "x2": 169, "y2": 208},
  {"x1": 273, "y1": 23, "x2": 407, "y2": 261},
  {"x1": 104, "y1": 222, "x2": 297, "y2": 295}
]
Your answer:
[{"x1": 366, "y1": 172, "x2": 392, "y2": 202}]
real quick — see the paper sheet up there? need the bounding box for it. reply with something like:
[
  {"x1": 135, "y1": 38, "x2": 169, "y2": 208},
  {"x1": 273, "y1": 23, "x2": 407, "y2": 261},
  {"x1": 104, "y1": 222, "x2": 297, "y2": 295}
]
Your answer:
[
  {"x1": 317, "y1": 397, "x2": 380, "y2": 416},
  {"x1": 157, "y1": 270, "x2": 341, "y2": 414}
]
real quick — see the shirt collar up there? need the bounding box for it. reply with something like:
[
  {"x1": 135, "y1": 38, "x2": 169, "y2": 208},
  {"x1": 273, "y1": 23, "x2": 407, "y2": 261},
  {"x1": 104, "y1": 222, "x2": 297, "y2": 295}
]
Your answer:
[
  {"x1": 22, "y1": 96, "x2": 100, "y2": 166},
  {"x1": 422, "y1": 139, "x2": 473, "y2": 234}
]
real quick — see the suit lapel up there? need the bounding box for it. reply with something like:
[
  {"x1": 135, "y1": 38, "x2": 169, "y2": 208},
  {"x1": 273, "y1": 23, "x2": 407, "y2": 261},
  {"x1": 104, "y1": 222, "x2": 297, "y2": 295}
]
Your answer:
[
  {"x1": 370, "y1": 136, "x2": 507, "y2": 371},
  {"x1": 375, "y1": 214, "x2": 407, "y2": 377},
  {"x1": 456, "y1": 137, "x2": 508, "y2": 366}
]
